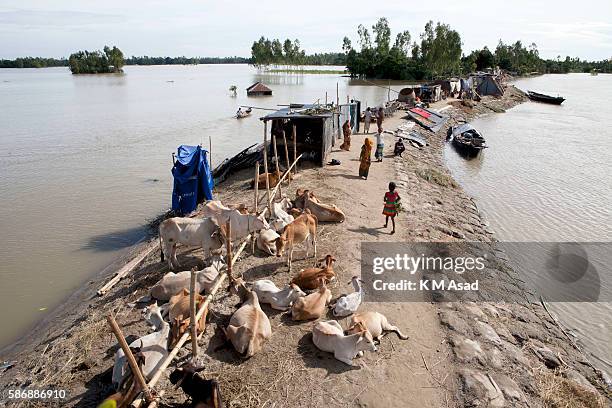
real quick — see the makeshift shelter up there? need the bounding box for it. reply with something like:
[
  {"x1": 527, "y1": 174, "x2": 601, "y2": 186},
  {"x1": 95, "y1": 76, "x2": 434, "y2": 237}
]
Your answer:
[
  {"x1": 420, "y1": 84, "x2": 442, "y2": 103},
  {"x1": 246, "y1": 82, "x2": 273, "y2": 96},
  {"x1": 171, "y1": 145, "x2": 214, "y2": 215},
  {"x1": 339, "y1": 101, "x2": 360, "y2": 133},
  {"x1": 262, "y1": 104, "x2": 335, "y2": 166},
  {"x1": 471, "y1": 74, "x2": 504, "y2": 96}
]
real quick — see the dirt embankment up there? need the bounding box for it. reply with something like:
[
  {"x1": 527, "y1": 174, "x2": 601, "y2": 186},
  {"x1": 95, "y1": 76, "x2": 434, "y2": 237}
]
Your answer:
[{"x1": 0, "y1": 86, "x2": 609, "y2": 408}]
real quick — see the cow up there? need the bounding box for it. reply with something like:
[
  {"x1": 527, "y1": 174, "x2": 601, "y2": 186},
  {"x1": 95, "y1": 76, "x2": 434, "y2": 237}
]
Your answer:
[
  {"x1": 291, "y1": 279, "x2": 332, "y2": 321},
  {"x1": 312, "y1": 320, "x2": 377, "y2": 366},
  {"x1": 150, "y1": 257, "x2": 224, "y2": 301},
  {"x1": 256, "y1": 229, "x2": 280, "y2": 255},
  {"x1": 346, "y1": 311, "x2": 409, "y2": 343},
  {"x1": 112, "y1": 304, "x2": 170, "y2": 388},
  {"x1": 251, "y1": 170, "x2": 281, "y2": 189},
  {"x1": 275, "y1": 209, "x2": 317, "y2": 272},
  {"x1": 167, "y1": 289, "x2": 207, "y2": 348},
  {"x1": 159, "y1": 217, "x2": 223, "y2": 270},
  {"x1": 291, "y1": 254, "x2": 336, "y2": 290},
  {"x1": 223, "y1": 290, "x2": 271, "y2": 357},
  {"x1": 252, "y1": 280, "x2": 306, "y2": 311},
  {"x1": 294, "y1": 190, "x2": 344, "y2": 222}
]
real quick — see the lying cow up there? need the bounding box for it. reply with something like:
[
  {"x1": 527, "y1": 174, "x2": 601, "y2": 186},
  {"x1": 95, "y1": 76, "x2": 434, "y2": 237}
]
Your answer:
[
  {"x1": 112, "y1": 304, "x2": 170, "y2": 388},
  {"x1": 291, "y1": 279, "x2": 331, "y2": 321},
  {"x1": 223, "y1": 290, "x2": 271, "y2": 357},
  {"x1": 159, "y1": 217, "x2": 223, "y2": 270},
  {"x1": 167, "y1": 289, "x2": 207, "y2": 348},
  {"x1": 269, "y1": 201, "x2": 295, "y2": 232},
  {"x1": 312, "y1": 320, "x2": 377, "y2": 366},
  {"x1": 291, "y1": 254, "x2": 336, "y2": 290},
  {"x1": 275, "y1": 209, "x2": 318, "y2": 272},
  {"x1": 150, "y1": 257, "x2": 224, "y2": 301},
  {"x1": 256, "y1": 229, "x2": 280, "y2": 256},
  {"x1": 251, "y1": 170, "x2": 281, "y2": 189},
  {"x1": 346, "y1": 311, "x2": 409, "y2": 342},
  {"x1": 252, "y1": 280, "x2": 305, "y2": 311},
  {"x1": 169, "y1": 363, "x2": 223, "y2": 408},
  {"x1": 298, "y1": 190, "x2": 345, "y2": 223}
]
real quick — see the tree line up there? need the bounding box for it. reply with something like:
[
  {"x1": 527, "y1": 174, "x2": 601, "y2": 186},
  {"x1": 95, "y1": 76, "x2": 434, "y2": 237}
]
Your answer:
[
  {"x1": 125, "y1": 56, "x2": 250, "y2": 65},
  {"x1": 68, "y1": 46, "x2": 124, "y2": 74}
]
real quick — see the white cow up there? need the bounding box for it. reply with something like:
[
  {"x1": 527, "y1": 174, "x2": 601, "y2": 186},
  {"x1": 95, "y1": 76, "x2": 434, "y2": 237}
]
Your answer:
[
  {"x1": 312, "y1": 320, "x2": 377, "y2": 366},
  {"x1": 150, "y1": 257, "x2": 225, "y2": 301},
  {"x1": 223, "y1": 290, "x2": 271, "y2": 357},
  {"x1": 252, "y1": 280, "x2": 306, "y2": 310},
  {"x1": 201, "y1": 200, "x2": 269, "y2": 241},
  {"x1": 159, "y1": 217, "x2": 223, "y2": 270},
  {"x1": 112, "y1": 304, "x2": 170, "y2": 388},
  {"x1": 256, "y1": 229, "x2": 280, "y2": 255},
  {"x1": 270, "y1": 201, "x2": 295, "y2": 232}
]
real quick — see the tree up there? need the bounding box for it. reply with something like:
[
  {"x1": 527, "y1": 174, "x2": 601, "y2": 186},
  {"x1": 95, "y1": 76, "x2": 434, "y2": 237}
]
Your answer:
[
  {"x1": 103, "y1": 46, "x2": 125, "y2": 72},
  {"x1": 372, "y1": 17, "x2": 391, "y2": 55}
]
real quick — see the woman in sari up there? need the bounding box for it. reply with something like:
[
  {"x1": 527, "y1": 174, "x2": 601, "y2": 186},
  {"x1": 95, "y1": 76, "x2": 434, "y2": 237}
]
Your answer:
[
  {"x1": 359, "y1": 138, "x2": 373, "y2": 180},
  {"x1": 340, "y1": 120, "x2": 352, "y2": 151}
]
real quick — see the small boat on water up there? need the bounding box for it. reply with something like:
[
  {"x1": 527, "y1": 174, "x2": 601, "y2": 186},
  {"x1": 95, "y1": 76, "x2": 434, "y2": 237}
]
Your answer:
[
  {"x1": 527, "y1": 91, "x2": 565, "y2": 105},
  {"x1": 448, "y1": 123, "x2": 487, "y2": 156},
  {"x1": 236, "y1": 107, "x2": 252, "y2": 119}
]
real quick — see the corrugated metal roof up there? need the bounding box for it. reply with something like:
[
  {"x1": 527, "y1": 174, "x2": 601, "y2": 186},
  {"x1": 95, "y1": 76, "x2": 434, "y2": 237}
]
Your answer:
[{"x1": 262, "y1": 104, "x2": 334, "y2": 121}]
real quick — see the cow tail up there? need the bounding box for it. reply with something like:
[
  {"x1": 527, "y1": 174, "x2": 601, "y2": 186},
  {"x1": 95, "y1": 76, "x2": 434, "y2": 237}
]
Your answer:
[{"x1": 159, "y1": 224, "x2": 165, "y2": 262}]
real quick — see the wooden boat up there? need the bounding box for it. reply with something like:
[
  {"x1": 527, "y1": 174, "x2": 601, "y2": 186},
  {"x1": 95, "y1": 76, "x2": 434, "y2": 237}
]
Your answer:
[
  {"x1": 527, "y1": 91, "x2": 565, "y2": 105},
  {"x1": 448, "y1": 124, "x2": 487, "y2": 155},
  {"x1": 236, "y1": 108, "x2": 252, "y2": 119}
]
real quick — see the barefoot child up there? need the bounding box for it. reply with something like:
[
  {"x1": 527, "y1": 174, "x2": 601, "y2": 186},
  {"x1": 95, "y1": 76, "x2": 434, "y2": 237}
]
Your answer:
[{"x1": 382, "y1": 182, "x2": 401, "y2": 234}]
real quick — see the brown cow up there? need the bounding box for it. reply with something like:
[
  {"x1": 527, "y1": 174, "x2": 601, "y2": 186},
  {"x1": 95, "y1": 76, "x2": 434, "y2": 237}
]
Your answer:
[
  {"x1": 251, "y1": 170, "x2": 281, "y2": 189},
  {"x1": 275, "y1": 209, "x2": 317, "y2": 272},
  {"x1": 291, "y1": 279, "x2": 332, "y2": 321},
  {"x1": 167, "y1": 289, "x2": 207, "y2": 348},
  {"x1": 291, "y1": 255, "x2": 336, "y2": 290}
]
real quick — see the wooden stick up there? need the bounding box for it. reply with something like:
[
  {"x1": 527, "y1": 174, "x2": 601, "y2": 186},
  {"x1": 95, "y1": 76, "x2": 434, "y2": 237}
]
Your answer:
[
  {"x1": 252, "y1": 161, "x2": 259, "y2": 254},
  {"x1": 263, "y1": 121, "x2": 272, "y2": 211},
  {"x1": 98, "y1": 241, "x2": 158, "y2": 296},
  {"x1": 256, "y1": 153, "x2": 303, "y2": 207},
  {"x1": 106, "y1": 314, "x2": 153, "y2": 404},
  {"x1": 292, "y1": 125, "x2": 298, "y2": 174},
  {"x1": 336, "y1": 82, "x2": 339, "y2": 108},
  {"x1": 190, "y1": 269, "x2": 198, "y2": 359},
  {"x1": 226, "y1": 221, "x2": 233, "y2": 278},
  {"x1": 282, "y1": 130, "x2": 291, "y2": 185},
  {"x1": 272, "y1": 133, "x2": 281, "y2": 199}
]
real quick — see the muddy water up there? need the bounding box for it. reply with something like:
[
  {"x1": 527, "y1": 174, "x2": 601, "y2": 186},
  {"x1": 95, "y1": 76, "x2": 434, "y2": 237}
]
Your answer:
[
  {"x1": 0, "y1": 65, "x2": 412, "y2": 349},
  {"x1": 445, "y1": 73, "x2": 611, "y2": 376}
]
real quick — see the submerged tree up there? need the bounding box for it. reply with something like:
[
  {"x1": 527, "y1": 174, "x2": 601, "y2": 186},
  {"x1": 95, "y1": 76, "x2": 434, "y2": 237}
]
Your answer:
[{"x1": 68, "y1": 45, "x2": 124, "y2": 74}]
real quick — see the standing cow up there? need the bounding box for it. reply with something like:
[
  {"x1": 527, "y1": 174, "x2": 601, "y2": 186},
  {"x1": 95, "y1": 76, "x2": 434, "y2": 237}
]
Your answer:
[{"x1": 159, "y1": 217, "x2": 223, "y2": 270}]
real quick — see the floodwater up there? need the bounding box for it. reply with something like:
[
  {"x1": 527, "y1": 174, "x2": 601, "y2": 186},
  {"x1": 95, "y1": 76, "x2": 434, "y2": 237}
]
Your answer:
[
  {"x1": 0, "y1": 64, "x2": 409, "y2": 349},
  {"x1": 445, "y1": 73, "x2": 611, "y2": 376}
]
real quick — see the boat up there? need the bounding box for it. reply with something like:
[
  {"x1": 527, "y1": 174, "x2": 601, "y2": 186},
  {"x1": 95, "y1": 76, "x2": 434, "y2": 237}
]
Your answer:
[
  {"x1": 235, "y1": 107, "x2": 252, "y2": 119},
  {"x1": 448, "y1": 123, "x2": 487, "y2": 155},
  {"x1": 527, "y1": 91, "x2": 565, "y2": 105}
]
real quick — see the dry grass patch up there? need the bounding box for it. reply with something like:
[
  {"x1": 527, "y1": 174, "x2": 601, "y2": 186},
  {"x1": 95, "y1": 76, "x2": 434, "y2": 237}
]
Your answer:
[
  {"x1": 415, "y1": 168, "x2": 458, "y2": 188},
  {"x1": 537, "y1": 368, "x2": 607, "y2": 408}
]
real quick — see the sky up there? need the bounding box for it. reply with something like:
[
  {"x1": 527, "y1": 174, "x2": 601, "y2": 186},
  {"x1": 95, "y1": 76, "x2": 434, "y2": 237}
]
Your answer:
[{"x1": 1, "y1": 0, "x2": 611, "y2": 61}]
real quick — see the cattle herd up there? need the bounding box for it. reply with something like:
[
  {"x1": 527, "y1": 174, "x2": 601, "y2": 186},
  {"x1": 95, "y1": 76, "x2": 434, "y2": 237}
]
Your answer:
[{"x1": 102, "y1": 189, "x2": 409, "y2": 408}]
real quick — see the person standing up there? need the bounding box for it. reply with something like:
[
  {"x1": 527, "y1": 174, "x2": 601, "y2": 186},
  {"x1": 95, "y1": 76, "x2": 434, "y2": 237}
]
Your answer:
[
  {"x1": 376, "y1": 107, "x2": 384, "y2": 134},
  {"x1": 340, "y1": 120, "x2": 352, "y2": 151},
  {"x1": 382, "y1": 182, "x2": 401, "y2": 234},
  {"x1": 374, "y1": 131, "x2": 384, "y2": 162},
  {"x1": 359, "y1": 138, "x2": 373, "y2": 180},
  {"x1": 364, "y1": 107, "x2": 372, "y2": 134}
]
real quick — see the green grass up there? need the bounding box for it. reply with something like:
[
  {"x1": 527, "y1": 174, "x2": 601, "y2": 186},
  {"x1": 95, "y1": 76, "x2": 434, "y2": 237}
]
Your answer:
[{"x1": 265, "y1": 68, "x2": 347, "y2": 74}]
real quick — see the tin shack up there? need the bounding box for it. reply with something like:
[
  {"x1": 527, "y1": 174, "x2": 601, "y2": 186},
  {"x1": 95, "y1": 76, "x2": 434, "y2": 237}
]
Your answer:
[{"x1": 262, "y1": 104, "x2": 336, "y2": 166}]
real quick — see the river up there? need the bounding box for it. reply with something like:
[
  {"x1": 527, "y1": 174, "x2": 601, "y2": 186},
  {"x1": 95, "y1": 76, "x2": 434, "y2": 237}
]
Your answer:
[
  {"x1": 0, "y1": 64, "x2": 408, "y2": 349},
  {"x1": 444, "y1": 73, "x2": 611, "y2": 376}
]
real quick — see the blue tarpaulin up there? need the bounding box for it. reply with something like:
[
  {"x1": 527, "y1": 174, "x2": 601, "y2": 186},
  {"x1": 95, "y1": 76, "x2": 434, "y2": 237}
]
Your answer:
[{"x1": 171, "y1": 145, "x2": 214, "y2": 215}]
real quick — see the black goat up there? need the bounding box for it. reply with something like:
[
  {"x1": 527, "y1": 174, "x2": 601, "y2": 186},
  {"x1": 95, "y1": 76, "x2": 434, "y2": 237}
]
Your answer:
[{"x1": 169, "y1": 364, "x2": 223, "y2": 408}]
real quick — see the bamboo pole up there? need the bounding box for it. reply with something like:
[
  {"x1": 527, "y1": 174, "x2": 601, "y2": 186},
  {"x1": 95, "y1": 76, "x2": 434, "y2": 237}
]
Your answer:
[
  {"x1": 336, "y1": 82, "x2": 339, "y2": 108},
  {"x1": 282, "y1": 130, "x2": 290, "y2": 185},
  {"x1": 98, "y1": 241, "x2": 158, "y2": 296},
  {"x1": 252, "y1": 161, "x2": 259, "y2": 254},
  {"x1": 292, "y1": 125, "x2": 298, "y2": 174},
  {"x1": 263, "y1": 121, "x2": 272, "y2": 211},
  {"x1": 272, "y1": 133, "x2": 281, "y2": 200},
  {"x1": 106, "y1": 314, "x2": 153, "y2": 404},
  {"x1": 256, "y1": 153, "x2": 303, "y2": 207},
  {"x1": 325, "y1": 91, "x2": 328, "y2": 105},
  {"x1": 189, "y1": 269, "x2": 198, "y2": 360}
]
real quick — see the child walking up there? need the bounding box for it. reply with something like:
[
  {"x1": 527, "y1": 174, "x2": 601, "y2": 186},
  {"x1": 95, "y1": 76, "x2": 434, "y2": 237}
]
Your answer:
[{"x1": 382, "y1": 182, "x2": 401, "y2": 234}]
